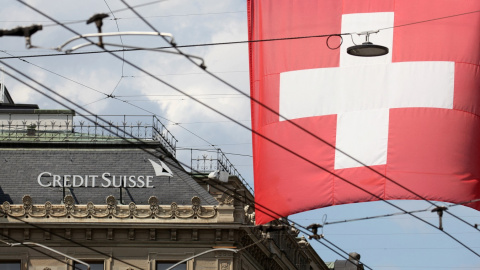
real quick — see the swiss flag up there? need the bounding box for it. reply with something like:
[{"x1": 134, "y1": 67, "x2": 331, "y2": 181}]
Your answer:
[{"x1": 248, "y1": 0, "x2": 480, "y2": 224}]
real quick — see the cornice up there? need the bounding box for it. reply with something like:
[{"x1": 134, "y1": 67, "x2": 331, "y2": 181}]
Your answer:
[{"x1": 0, "y1": 194, "x2": 235, "y2": 224}]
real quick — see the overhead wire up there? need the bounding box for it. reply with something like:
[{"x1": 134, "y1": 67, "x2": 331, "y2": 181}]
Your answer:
[
  {"x1": 0, "y1": 32, "x2": 473, "y2": 270},
  {"x1": 40, "y1": 0, "x2": 169, "y2": 27},
  {"x1": 0, "y1": 34, "x2": 345, "y2": 60},
  {"x1": 321, "y1": 199, "x2": 480, "y2": 227},
  {"x1": 0, "y1": 9, "x2": 362, "y2": 270},
  {"x1": 3, "y1": 43, "x2": 480, "y2": 266},
  {"x1": 103, "y1": 0, "x2": 125, "y2": 96},
  {"x1": 0, "y1": 66, "x2": 369, "y2": 270},
  {"x1": 0, "y1": 48, "x2": 221, "y2": 155},
  {"x1": 0, "y1": 232, "x2": 86, "y2": 270},
  {"x1": 17, "y1": 0, "x2": 480, "y2": 258},
  {"x1": 120, "y1": 0, "x2": 480, "y2": 233},
  {"x1": 378, "y1": 9, "x2": 480, "y2": 31},
  {"x1": 8, "y1": 2, "x2": 480, "y2": 264}
]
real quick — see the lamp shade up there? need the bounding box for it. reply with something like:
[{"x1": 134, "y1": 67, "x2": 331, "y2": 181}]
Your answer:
[{"x1": 347, "y1": 42, "x2": 389, "y2": 57}]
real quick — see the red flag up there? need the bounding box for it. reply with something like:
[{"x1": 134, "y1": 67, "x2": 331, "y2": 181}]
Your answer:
[{"x1": 248, "y1": 0, "x2": 480, "y2": 224}]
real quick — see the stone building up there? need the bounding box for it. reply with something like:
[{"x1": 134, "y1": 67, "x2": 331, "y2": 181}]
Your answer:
[{"x1": 0, "y1": 87, "x2": 329, "y2": 270}]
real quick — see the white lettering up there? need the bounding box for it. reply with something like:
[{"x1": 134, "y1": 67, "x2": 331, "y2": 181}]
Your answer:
[
  {"x1": 102, "y1": 173, "x2": 111, "y2": 187},
  {"x1": 37, "y1": 172, "x2": 156, "y2": 188},
  {"x1": 91, "y1": 175, "x2": 98, "y2": 187},
  {"x1": 53, "y1": 175, "x2": 62, "y2": 187},
  {"x1": 128, "y1": 176, "x2": 136, "y2": 188},
  {"x1": 73, "y1": 175, "x2": 83, "y2": 187},
  {"x1": 37, "y1": 172, "x2": 52, "y2": 187},
  {"x1": 112, "y1": 175, "x2": 122, "y2": 188},
  {"x1": 137, "y1": 175, "x2": 145, "y2": 188},
  {"x1": 64, "y1": 175, "x2": 71, "y2": 187},
  {"x1": 146, "y1": 176, "x2": 153, "y2": 188}
]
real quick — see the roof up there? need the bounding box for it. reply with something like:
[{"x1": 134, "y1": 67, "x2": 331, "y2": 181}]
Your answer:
[
  {"x1": 0, "y1": 84, "x2": 40, "y2": 110},
  {"x1": 0, "y1": 144, "x2": 218, "y2": 206}
]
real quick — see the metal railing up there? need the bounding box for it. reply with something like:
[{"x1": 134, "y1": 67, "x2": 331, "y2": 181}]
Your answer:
[
  {"x1": 188, "y1": 148, "x2": 254, "y2": 194},
  {"x1": 0, "y1": 114, "x2": 177, "y2": 157}
]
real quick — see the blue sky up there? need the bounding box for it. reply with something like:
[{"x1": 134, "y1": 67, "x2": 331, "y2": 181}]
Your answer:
[{"x1": 1, "y1": 1, "x2": 480, "y2": 269}]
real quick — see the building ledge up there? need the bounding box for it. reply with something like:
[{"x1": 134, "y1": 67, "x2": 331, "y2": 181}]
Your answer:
[{"x1": 1, "y1": 195, "x2": 235, "y2": 224}]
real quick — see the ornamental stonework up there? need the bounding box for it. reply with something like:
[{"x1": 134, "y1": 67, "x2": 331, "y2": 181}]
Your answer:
[{"x1": 0, "y1": 195, "x2": 217, "y2": 220}]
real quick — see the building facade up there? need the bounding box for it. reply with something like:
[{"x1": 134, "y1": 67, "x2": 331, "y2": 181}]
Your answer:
[{"x1": 0, "y1": 87, "x2": 329, "y2": 270}]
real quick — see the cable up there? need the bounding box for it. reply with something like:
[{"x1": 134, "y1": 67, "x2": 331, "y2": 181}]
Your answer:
[
  {"x1": 0, "y1": 33, "x2": 348, "y2": 60},
  {"x1": 39, "y1": 0, "x2": 169, "y2": 27},
  {"x1": 0, "y1": 233, "x2": 83, "y2": 270},
  {"x1": 176, "y1": 148, "x2": 253, "y2": 158},
  {"x1": 0, "y1": 49, "x2": 222, "y2": 160},
  {"x1": 378, "y1": 9, "x2": 480, "y2": 31},
  {"x1": 121, "y1": 0, "x2": 480, "y2": 233},
  {"x1": 0, "y1": 70, "x2": 364, "y2": 270},
  {"x1": 30, "y1": 0, "x2": 480, "y2": 242},
  {"x1": 115, "y1": 93, "x2": 244, "y2": 97},
  {"x1": 81, "y1": 96, "x2": 109, "y2": 107},
  {"x1": 2, "y1": 58, "x2": 476, "y2": 268},
  {"x1": 322, "y1": 199, "x2": 480, "y2": 226},
  {"x1": 11, "y1": 0, "x2": 480, "y2": 261},
  {"x1": 103, "y1": 0, "x2": 125, "y2": 96},
  {"x1": 0, "y1": 61, "x2": 371, "y2": 269}
]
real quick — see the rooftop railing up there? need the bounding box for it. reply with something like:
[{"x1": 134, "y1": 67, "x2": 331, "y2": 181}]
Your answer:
[
  {"x1": 0, "y1": 114, "x2": 177, "y2": 157},
  {"x1": 187, "y1": 148, "x2": 254, "y2": 194}
]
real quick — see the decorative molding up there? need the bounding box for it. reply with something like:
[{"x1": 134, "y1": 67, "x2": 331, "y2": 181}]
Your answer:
[
  {"x1": 244, "y1": 205, "x2": 255, "y2": 225},
  {"x1": 107, "y1": 228, "x2": 113, "y2": 240},
  {"x1": 1, "y1": 195, "x2": 217, "y2": 220},
  {"x1": 24, "y1": 228, "x2": 30, "y2": 240},
  {"x1": 171, "y1": 229, "x2": 177, "y2": 241},
  {"x1": 220, "y1": 261, "x2": 230, "y2": 270},
  {"x1": 86, "y1": 228, "x2": 92, "y2": 240},
  {"x1": 218, "y1": 193, "x2": 234, "y2": 205}
]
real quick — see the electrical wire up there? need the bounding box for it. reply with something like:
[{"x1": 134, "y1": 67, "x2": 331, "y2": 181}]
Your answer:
[
  {"x1": 6, "y1": 54, "x2": 480, "y2": 268},
  {"x1": 0, "y1": 33, "x2": 347, "y2": 60},
  {"x1": 21, "y1": 1, "x2": 480, "y2": 255},
  {"x1": 0, "y1": 70, "x2": 369, "y2": 270},
  {"x1": 0, "y1": 232, "x2": 83, "y2": 270},
  {"x1": 378, "y1": 9, "x2": 480, "y2": 31},
  {"x1": 1, "y1": 48, "x2": 476, "y2": 269},
  {"x1": 176, "y1": 148, "x2": 253, "y2": 158},
  {"x1": 0, "y1": 49, "x2": 222, "y2": 158},
  {"x1": 0, "y1": 60, "x2": 372, "y2": 269},
  {"x1": 103, "y1": 0, "x2": 125, "y2": 96},
  {"x1": 8, "y1": 2, "x2": 480, "y2": 266},
  {"x1": 321, "y1": 199, "x2": 480, "y2": 227},
  {"x1": 121, "y1": 0, "x2": 480, "y2": 233},
  {"x1": 40, "y1": 0, "x2": 169, "y2": 27}
]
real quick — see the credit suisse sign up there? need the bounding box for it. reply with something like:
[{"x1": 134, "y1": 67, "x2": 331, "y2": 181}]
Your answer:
[{"x1": 37, "y1": 159, "x2": 173, "y2": 188}]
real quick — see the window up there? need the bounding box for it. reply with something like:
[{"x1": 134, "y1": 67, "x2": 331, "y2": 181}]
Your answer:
[
  {"x1": 73, "y1": 261, "x2": 104, "y2": 270},
  {"x1": 0, "y1": 261, "x2": 21, "y2": 270},
  {"x1": 156, "y1": 262, "x2": 186, "y2": 270}
]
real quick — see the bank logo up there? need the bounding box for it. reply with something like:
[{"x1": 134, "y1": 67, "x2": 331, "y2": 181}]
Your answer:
[
  {"x1": 149, "y1": 159, "x2": 173, "y2": 177},
  {"x1": 37, "y1": 158, "x2": 174, "y2": 189}
]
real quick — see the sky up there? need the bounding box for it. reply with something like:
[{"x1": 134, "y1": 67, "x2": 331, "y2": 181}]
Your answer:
[{"x1": 1, "y1": 1, "x2": 480, "y2": 269}]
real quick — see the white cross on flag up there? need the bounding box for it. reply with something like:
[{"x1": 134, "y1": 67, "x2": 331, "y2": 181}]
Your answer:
[{"x1": 248, "y1": 0, "x2": 480, "y2": 224}]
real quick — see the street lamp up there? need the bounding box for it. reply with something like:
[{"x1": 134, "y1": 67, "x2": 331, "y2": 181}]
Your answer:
[{"x1": 347, "y1": 31, "x2": 389, "y2": 57}]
